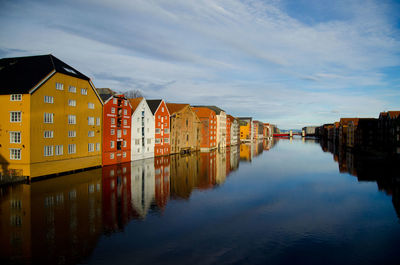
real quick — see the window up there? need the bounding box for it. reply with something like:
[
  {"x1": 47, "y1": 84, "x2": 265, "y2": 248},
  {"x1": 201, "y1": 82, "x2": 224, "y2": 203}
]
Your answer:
[
  {"x1": 10, "y1": 94, "x2": 22, "y2": 101},
  {"x1": 110, "y1": 141, "x2": 115, "y2": 148},
  {"x1": 110, "y1": 153, "x2": 114, "y2": 159},
  {"x1": 88, "y1": 117, "x2": 94, "y2": 125},
  {"x1": 124, "y1": 101, "x2": 127, "y2": 106},
  {"x1": 88, "y1": 131, "x2": 95, "y2": 137},
  {"x1": 44, "y1": 96, "x2": 54, "y2": 103},
  {"x1": 113, "y1": 98, "x2": 117, "y2": 104},
  {"x1": 10, "y1": 111, "x2": 21, "y2": 122},
  {"x1": 123, "y1": 129, "x2": 127, "y2": 135},
  {"x1": 111, "y1": 129, "x2": 115, "y2": 135},
  {"x1": 124, "y1": 109, "x2": 127, "y2": 115},
  {"x1": 155, "y1": 138, "x2": 161, "y2": 144},
  {"x1": 56, "y1": 82, "x2": 64, "y2": 90},
  {"x1": 68, "y1": 130, "x2": 76, "y2": 137},
  {"x1": 111, "y1": 118, "x2": 115, "y2": 125},
  {"x1": 69, "y1": 86, "x2": 76, "y2": 93},
  {"x1": 68, "y1": 115, "x2": 76, "y2": 124},
  {"x1": 155, "y1": 128, "x2": 161, "y2": 134},
  {"x1": 123, "y1": 119, "x2": 127, "y2": 125},
  {"x1": 135, "y1": 139, "x2": 140, "y2": 145},
  {"x1": 81, "y1": 88, "x2": 87, "y2": 95},
  {"x1": 123, "y1": 141, "x2": 127, "y2": 147},
  {"x1": 68, "y1": 144, "x2": 76, "y2": 154},
  {"x1": 88, "y1": 102, "x2": 95, "y2": 109},
  {"x1": 164, "y1": 128, "x2": 169, "y2": 133},
  {"x1": 123, "y1": 152, "x2": 126, "y2": 158},
  {"x1": 55, "y1": 145, "x2": 63, "y2": 156},
  {"x1": 142, "y1": 111, "x2": 145, "y2": 117},
  {"x1": 10, "y1": 148, "x2": 21, "y2": 160},
  {"x1": 44, "y1": 145, "x2": 53, "y2": 156},
  {"x1": 96, "y1": 117, "x2": 101, "y2": 126},
  {"x1": 147, "y1": 139, "x2": 151, "y2": 144},
  {"x1": 158, "y1": 115, "x2": 161, "y2": 119},
  {"x1": 162, "y1": 107, "x2": 164, "y2": 112},
  {"x1": 88, "y1": 143, "x2": 94, "y2": 152},
  {"x1": 44, "y1": 130, "x2": 54, "y2": 138},
  {"x1": 96, "y1": 143, "x2": 100, "y2": 151},
  {"x1": 68, "y1": 99, "x2": 76, "y2": 106},
  {"x1": 164, "y1": 138, "x2": 169, "y2": 143},
  {"x1": 111, "y1": 107, "x2": 115, "y2": 114},
  {"x1": 44, "y1": 113, "x2": 54, "y2": 123},
  {"x1": 10, "y1": 132, "x2": 21, "y2": 143}
]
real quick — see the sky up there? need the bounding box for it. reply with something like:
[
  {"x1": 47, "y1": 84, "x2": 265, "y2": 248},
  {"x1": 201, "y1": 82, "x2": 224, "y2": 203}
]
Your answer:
[{"x1": 1, "y1": 0, "x2": 400, "y2": 129}]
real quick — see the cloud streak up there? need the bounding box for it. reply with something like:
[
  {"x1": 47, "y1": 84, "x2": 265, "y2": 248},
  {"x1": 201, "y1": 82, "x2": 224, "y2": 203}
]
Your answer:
[{"x1": 1, "y1": 0, "x2": 399, "y2": 129}]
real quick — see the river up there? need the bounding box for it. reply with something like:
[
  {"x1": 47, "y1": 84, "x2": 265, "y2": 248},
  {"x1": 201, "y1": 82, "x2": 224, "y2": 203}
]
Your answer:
[{"x1": 1, "y1": 138, "x2": 399, "y2": 265}]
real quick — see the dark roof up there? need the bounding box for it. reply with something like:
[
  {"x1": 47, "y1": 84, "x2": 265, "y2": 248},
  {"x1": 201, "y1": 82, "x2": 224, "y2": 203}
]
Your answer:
[
  {"x1": 99, "y1": 93, "x2": 113, "y2": 102},
  {"x1": 96, "y1": 88, "x2": 116, "y2": 103},
  {"x1": 0, "y1": 54, "x2": 90, "y2": 95},
  {"x1": 146, "y1": 99, "x2": 162, "y2": 115},
  {"x1": 192, "y1": 105, "x2": 225, "y2": 114}
]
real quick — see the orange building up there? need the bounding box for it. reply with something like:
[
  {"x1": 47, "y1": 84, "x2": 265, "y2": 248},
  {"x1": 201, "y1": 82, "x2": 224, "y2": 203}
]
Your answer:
[
  {"x1": 147, "y1": 99, "x2": 170, "y2": 157},
  {"x1": 98, "y1": 90, "x2": 132, "y2": 165},
  {"x1": 192, "y1": 107, "x2": 217, "y2": 152}
]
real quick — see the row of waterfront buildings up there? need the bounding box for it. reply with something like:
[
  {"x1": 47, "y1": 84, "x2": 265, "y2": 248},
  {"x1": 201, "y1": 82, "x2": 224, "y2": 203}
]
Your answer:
[
  {"x1": 303, "y1": 111, "x2": 400, "y2": 154},
  {"x1": 0, "y1": 54, "x2": 276, "y2": 181}
]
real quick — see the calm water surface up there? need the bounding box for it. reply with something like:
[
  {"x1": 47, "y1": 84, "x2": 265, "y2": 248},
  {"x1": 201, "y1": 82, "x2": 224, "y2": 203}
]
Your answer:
[{"x1": 1, "y1": 138, "x2": 400, "y2": 265}]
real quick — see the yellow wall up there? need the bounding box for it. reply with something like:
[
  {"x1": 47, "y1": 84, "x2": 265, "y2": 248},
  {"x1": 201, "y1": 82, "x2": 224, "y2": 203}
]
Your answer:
[
  {"x1": 0, "y1": 94, "x2": 31, "y2": 176},
  {"x1": 29, "y1": 73, "x2": 102, "y2": 177},
  {"x1": 240, "y1": 123, "x2": 250, "y2": 140}
]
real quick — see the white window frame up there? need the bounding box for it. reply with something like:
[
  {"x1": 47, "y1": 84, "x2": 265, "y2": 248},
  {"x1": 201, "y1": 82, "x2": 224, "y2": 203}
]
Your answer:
[
  {"x1": 68, "y1": 115, "x2": 76, "y2": 124},
  {"x1": 96, "y1": 143, "x2": 100, "y2": 151},
  {"x1": 68, "y1": 144, "x2": 76, "y2": 154},
  {"x1": 9, "y1": 131, "x2": 21, "y2": 144},
  {"x1": 10, "y1": 111, "x2": 21, "y2": 122},
  {"x1": 56, "y1": 82, "x2": 64, "y2": 90},
  {"x1": 111, "y1": 118, "x2": 115, "y2": 125},
  {"x1": 96, "y1": 117, "x2": 101, "y2": 126},
  {"x1": 10, "y1": 94, "x2": 22, "y2": 101},
  {"x1": 68, "y1": 99, "x2": 76, "y2": 107},
  {"x1": 88, "y1": 116, "x2": 94, "y2": 125},
  {"x1": 44, "y1": 96, "x2": 54, "y2": 104},
  {"x1": 111, "y1": 129, "x2": 115, "y2": 135},
  {"x1": 124, "y1": 109, "x2": 127, "y2": 115},
  {"x1": 44, "y1": 145, "x2": 53, "y2": 156},
  {"x1": 111, "y1": 107, "x2": 115, "y2": 114},
  {"x1": 88, "y1": 131, "x2": 95, "y2": 137},
  {"x1": 68, "y1": 130, "x2": 76, "y2": 137},
  {"x1": 10, "y1": 148, "x2": 21, "y2": 160},
  {"x1": 68, "y1": 86, "x2": 76, "y2": 93},
  {"x1": 55, "y1": 145, "x2": 63, "y2": 156},
  {"x1": 110, "y1": 153, "x2": 114, "y2": 159},
  {"x1": 113, "y1": 98, "x2": 117, "y2": 104},
  {"x1": 88, "y1": 102, "x2": 95, "y2": 109},
  {"x1": 110, "y1": 141, "x2": 115, "y2": 148},
  {"x1": 81, "y1": 88, "x2": 87, "y2": 95},
  {"x1": 44, "y1": 113, "x2": 54, "y2": 124},
  {"x1": 123, "y1": 119, "x2": 127, "y2": 125},
  {"x1": 88, "y1": 143, "x2": 94, "y2": 152},
  {"x1": 44, "y1": 130, "x2": 54, "y2": 138}
]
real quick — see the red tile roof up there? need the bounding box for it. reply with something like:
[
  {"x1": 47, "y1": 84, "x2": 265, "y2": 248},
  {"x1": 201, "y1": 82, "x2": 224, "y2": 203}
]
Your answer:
[{"x1": 128, "y1": 97, "x2": 143, "y2": 112}]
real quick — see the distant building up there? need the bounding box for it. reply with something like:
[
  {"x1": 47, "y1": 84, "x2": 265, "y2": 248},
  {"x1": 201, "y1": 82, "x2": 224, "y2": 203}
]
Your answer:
[
  {"x1": 129, "y1": 98, "x2": 155, "y2": 161},
  {"x1": 192, "y1": 107, "x2": 217, "y2": 152},
  {"x1": 302, "y1": 126, "x2": 318, "y2": 136},
  {"x1": 99, "y1": 90, "x2": 131, "y2": 165},
  {"x1": 239, "y1": 117, "x2": 252, "y2": 142},
  {"x1": 0, "y1": 54, "x2": 103, "y2": 178},
  {"x1": 167, "y1": 103, "x2": 201, "y2": 154},
  {"x1": 378, "y1": 111, "x2": 400, "y2": 154},
  {"x1": 227, "y1": 115, "x2": 240, "y2": 146}
]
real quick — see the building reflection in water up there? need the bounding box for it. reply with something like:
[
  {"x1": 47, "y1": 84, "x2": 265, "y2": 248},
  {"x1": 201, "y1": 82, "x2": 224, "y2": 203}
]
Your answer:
[
  {"x1": 0, "y1": 142, "x2": 273, "y2": 264},
  {"x1": 319, "y1": 140, "x2": 400, "y2": 218}
]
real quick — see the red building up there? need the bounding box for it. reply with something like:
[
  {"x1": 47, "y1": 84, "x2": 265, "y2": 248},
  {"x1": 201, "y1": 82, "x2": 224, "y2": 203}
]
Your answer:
[
  {"x1": 226, "y1": 115, "x2": 232, "y2": 146},
  {"x1": 147, "y1": 99, "x2": 170, "y2": 157},
  {"x1": 154, "y1": 156, "x2": 170, "y2": 211},
  {"x1": 99, "y1": 90, "x2": 132, "y2": 165},
  {"x1": 192, "y1": 107, "x2": 217, "y2": 152}
]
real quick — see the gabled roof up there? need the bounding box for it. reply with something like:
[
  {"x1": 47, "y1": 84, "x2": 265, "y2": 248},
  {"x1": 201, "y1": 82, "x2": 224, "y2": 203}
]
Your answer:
[
  {"x1": 388, "y1": 111, "x2": 400, "y2": 119},
  {"x1": 192, "y1": 105, "x2": 225, "y2": 115},
  {"x1": 128, "y1": 97, "x2": 143, "y2": 112},
  {"x1": 99, "y1": 93, "x2": 113, "y2": 103},
  {"x1": 146, "y1": 99, "x2": 163, "y2": 115},
  {"x1": 166, "y1": 103, "x2": 189, "y2": 115},
  {"x1": 0, "y1": 54, "x2": 90, "y2": 95}
]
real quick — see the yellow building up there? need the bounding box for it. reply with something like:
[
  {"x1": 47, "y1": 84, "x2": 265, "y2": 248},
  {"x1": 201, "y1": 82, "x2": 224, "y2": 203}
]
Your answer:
[
  {"x1": 0, "y1": 55, "x2": 103, "y2": 179},
  {"x1": 239, "y1": 117, "x2": 252, "y2": 142}
]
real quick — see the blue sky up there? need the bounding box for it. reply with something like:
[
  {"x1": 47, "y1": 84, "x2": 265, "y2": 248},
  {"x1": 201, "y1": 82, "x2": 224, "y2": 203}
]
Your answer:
[{"x1": 1, "y1": 0, "x2": 400, "y2": 129}]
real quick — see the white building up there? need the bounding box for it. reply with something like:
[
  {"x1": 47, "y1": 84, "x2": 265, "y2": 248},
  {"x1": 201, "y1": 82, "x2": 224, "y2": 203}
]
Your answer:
[
  {"x1": 129, "y1": 98, "x2": 155, "y2": 161},
  {"x1": 230, "y1": 117, "x2": 240, "y2": 146}
]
